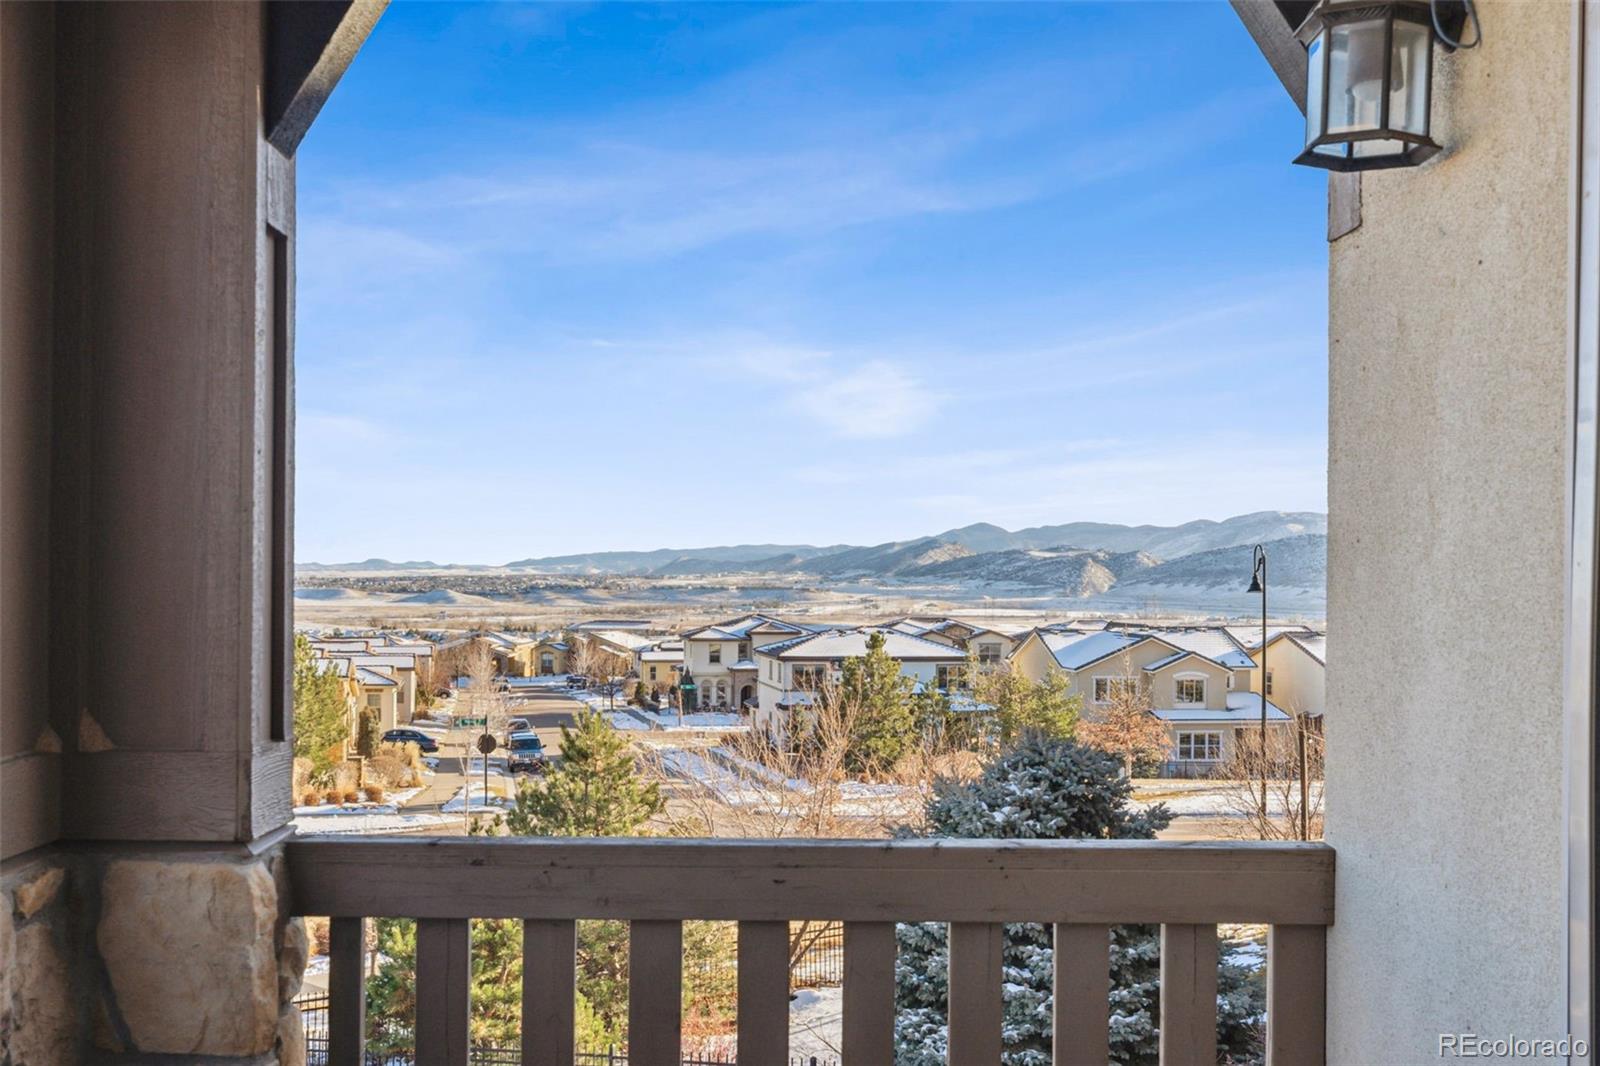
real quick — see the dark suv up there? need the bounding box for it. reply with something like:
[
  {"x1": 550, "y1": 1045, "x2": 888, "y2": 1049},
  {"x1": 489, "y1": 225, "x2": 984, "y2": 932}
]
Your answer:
[
  {"x1": 506, "y1": 732, "x2": 547, "y2": 774},
  {"x1": 380, "y1": 727, "x2": 439, "y2": 753}
]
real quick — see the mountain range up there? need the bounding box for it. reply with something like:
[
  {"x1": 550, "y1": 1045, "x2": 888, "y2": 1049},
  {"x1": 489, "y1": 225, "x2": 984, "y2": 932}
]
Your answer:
[{"x1": 299, "y1": 511, "x2": 1326, "y2": 592}]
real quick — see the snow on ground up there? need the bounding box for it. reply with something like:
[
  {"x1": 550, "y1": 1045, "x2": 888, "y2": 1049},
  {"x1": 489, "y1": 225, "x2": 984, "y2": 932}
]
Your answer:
[
  {"x1": 637, "y1": 710, "x2": 748, "y2": 731},
  {"x1": 655, "y1": 744, "x2": 919, "y2": 819},
  {"x1": 789, "y1": 986, "x2": 843, "y2": 1062},
  {"x1": 1132, "y1": 781, "x2": 1324, "y2": 817},
  {"x1": 441, "y1": 780, "x2": 516, "y2": 814},
  {"x1": 292, "y1": 810, "x2": 464, "y2": 835},
  {"x1": 606, "y1": 712, "x2": 652, "y2": 731}
]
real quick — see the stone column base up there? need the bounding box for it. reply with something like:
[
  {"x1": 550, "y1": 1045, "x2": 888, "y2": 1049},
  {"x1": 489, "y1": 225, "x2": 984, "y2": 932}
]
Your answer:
[{"x1": 0, "y1": 836, "x2": 306, "y2": 1065}]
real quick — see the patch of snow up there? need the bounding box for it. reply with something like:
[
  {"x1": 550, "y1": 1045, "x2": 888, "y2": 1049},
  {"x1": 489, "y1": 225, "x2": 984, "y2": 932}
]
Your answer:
[{"x1": 789, "y1": 985, "x2": 843, "y2": 1062}]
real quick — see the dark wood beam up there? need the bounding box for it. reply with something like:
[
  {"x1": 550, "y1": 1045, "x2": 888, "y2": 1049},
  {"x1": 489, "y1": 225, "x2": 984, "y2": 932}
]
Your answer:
[
  {"x1": 265, "y1": 0, "x2": 388, "y2": 156},
  {"x1": 1230, "y1": 0, "x2": 1307, "y2": 114}
]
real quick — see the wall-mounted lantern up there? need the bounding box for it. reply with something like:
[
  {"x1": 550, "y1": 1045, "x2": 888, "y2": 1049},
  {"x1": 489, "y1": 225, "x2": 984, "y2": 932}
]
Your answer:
[{"x1": 1294, "y1": 0, "x2": 1475, "y2": 172}]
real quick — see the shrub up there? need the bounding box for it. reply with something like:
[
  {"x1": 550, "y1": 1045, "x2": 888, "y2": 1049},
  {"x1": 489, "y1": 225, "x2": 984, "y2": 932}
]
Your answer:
[
  {"x1": 342, "y1": 789, "x2": 362, "y2": 804},
  {"x1": 307, "y1": 916, "x2": 331, "y2": 956},
  {"x1": 363, "y1": 784, "x2": 386, "y2": 802},
  {"x1": 301, "y1": 790, "x2": 321, "y2": 808},
  {"x1": 323, "y1": 789, "x2": 344, "y2": 806}
]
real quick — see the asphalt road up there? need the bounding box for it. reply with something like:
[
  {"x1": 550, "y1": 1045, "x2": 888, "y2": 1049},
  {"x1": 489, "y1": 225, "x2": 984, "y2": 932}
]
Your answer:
[{"x1": 399, "y1": 688, "x2": 588, "y2": 815}]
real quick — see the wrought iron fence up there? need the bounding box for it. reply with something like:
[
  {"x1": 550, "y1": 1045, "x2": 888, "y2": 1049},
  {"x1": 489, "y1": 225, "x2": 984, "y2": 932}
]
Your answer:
[
  {"x1": 787, "y1": 920, "x2": 843, "y2": 990},
  {"x1": 294, "y1": 993, "x2": 837, "y2": 1066}
]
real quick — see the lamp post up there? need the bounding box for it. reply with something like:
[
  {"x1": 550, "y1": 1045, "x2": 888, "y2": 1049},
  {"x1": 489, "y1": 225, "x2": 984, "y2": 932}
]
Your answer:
[{"x1": 1246, "y1": 545, "x2": 1269, "y2": 822}]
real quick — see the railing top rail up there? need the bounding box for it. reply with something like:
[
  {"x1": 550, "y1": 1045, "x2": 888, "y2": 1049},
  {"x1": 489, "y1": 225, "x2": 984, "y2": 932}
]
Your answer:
[{"x1": 287, "y1": 836, "x2": 1333, "y2": 926}]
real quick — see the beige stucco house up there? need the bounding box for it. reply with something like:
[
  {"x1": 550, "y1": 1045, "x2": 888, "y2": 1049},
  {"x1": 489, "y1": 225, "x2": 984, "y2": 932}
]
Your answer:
[{"x1": 681, "y1": 614, "x2": 808, "y2": 710}]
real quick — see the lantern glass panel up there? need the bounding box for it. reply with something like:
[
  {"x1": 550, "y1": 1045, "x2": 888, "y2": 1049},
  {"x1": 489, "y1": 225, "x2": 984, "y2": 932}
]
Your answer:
[
  {"x1": 1326, "y1": 18, "x2": 1388, "y2": 135},
  {"x1": 1352, "y1": 137, "x2": 1407, "y2": 159},
  {"x1": 1305, "y1": 32, "x2": 1327, "y2": 146},
  {"x1": 1389, "y1": 18, "x2": 1430, "y2": 135}
]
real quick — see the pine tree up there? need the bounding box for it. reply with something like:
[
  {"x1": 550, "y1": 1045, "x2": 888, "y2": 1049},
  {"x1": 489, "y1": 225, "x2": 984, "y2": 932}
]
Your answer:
[
  {"x1": 838, "y1": 631, "x2": 916, "y2": 772},
  {"x1": 893, "y1": 737, "x2": 1264, "y2": 1065},
  {"x1": 291, "y1": 633, "x2": 348, "y2": 784},
  {"x1": 505, "y1": 710, "x2": 663, "y2": 836},
  {"x1": 972, "y1": 663, "x2": 1082, "y2": 746},
  {"x1": 364, "y1": 712, "x2": 669, "y2": 1053},
  {"x1": 355, "y1": 708, "x2": 379, "y2": 758}
]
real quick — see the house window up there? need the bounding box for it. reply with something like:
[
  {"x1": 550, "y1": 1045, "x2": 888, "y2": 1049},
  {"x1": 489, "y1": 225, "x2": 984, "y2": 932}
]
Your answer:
[
  {"x1": 977, "y1": 642, "x2": 1002, "y2": 665},
  {"x1": 1175, "y1": 677, "x2": 1206, "y2": 705},
  {"x1": 365, "y1": 693, "x2": 382, "y2": 708},
  {"x1": 1265, "y1": 669, "x2": 1275, "y2": 696},
  {"x1": 1176, "y1": 731, "x2": 1223, "y2": 761},
  {"x1": 1093, "y1": 677, "x2": 1136, "y2": 703},
  {"x1": 936, "y1": 664, "x2": 966, "y2": 690},
  {"x1": 709, "y1": 645, "x2": 722, "y2": 664},
  {"x1": 793, "y1": 664, "x2": 825, "y2": 689},
  {"x1": 648, "y1": 666, "x2": 657, "y2": 681},
  {"x1": 738, "y1": 642, "x2": 750, "y2": 660}
]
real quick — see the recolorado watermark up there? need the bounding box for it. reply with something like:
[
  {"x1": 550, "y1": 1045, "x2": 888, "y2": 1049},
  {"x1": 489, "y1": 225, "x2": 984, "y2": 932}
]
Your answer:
[{"x1": 1439, "y1": 1034, "x2": 1589, "y2": 1058}]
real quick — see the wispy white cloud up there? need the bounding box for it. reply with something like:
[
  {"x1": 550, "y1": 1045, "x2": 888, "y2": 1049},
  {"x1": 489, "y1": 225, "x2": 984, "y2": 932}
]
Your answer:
[{"x1": 791, "y1": 360, "x2": 941, "y2": 439}]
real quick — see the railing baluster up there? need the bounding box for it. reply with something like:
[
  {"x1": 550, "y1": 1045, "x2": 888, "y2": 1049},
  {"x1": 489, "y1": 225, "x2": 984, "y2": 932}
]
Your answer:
[
  {"x1": 948, "y1": 921, "x2": 1003, "y2": 1064},
  {"x1": 327, "y1": 916, "x2": 366, "y2": 1066},
  {"x1": 841, "y1": 921, "x2": 895, "y2": 1064},
  {"x1": 1267, "y1": 924, "x2": 1326, "y2": 1065},
  {"x1": 416, "y1": 916, "x2": 471, "y2": 1066},
  {"x1": 1053, "y1": 923, "x2": 1110, "y2": 1066},
  {"x1": 737, "y1": 920, "x2": 790, "y2": 1066},
  {"x1": 629, "y1": 919, "x2": 683, "y2": 1066},
  {"x1": 1158, "y1": 923, "x2": 1218, "y2": 1066},
  {"x1": 523, "y1": 919, "x2": 576, "y2": 1066}
]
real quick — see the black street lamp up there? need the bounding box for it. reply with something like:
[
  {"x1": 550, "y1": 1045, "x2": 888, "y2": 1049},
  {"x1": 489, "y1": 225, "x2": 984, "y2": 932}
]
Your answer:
[{"x1": 1246, "y1": 545, "x2": 1269, "y2": 821}]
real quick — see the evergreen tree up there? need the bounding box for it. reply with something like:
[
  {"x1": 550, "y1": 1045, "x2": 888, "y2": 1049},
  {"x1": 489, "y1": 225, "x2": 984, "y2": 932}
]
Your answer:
[
  {"x1": 291, "y1": 633, "x2": 348, "y2": 783},
  {"x1": 893, "y1": 737, "x2": 1264, "y2": 1065},
  {"x1": 971, "y1": 662, "x2": 1082, "y2": 746},
  {"x1": 355, "y1": 708, "x2": 379, "y2": 758},
  {"x1": 838, "y1": 631, "x2": 916, "y2": 772},
  {"x1": 365, "y1": 712, "x2": 669, "y2": 1053},
  {"x1": 505, "y1": 710, "x2": 663, "y2": 836}
]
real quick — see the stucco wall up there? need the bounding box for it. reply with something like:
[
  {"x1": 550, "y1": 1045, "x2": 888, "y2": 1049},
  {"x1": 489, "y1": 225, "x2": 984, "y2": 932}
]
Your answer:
[{"x1": 1325, "y1": 1, "x2": 1571, "y2": 1058}]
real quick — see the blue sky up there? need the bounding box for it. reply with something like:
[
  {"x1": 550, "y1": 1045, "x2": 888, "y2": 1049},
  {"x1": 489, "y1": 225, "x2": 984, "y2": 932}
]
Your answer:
[{"x1": 296, "y1": 1, "x2": 1328, "y2": 564}]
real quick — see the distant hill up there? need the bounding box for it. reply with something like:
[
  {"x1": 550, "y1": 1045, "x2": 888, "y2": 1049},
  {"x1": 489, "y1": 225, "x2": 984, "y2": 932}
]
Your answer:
[
  {"x1": 298, "y1": 513, "x2": 1327, "y2": 587},
  {"x1": 1116, "y1": 533, "x2": 1327, "y2": 593}
]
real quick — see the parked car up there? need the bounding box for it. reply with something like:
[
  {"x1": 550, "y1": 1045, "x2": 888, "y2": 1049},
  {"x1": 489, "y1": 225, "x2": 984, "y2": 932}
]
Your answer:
[
  {"x1": 506, "y1": 717, "x2": 530, "y2": 733},
  {"x1": 380, "y1": 727, "x2": 438, "y2": 754},
  {"x1": 566, "y1": 675, "x2": 589, "y2": 689},
  {"x1": 506, "y1": 732, "x2": 547, "y2": 774}
]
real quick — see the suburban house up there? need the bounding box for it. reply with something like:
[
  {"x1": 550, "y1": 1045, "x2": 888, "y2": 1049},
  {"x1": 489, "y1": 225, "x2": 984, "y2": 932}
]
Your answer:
[
  {"x1": 751, "y1": 627, "x2": 970, "y2": 737},
  {"x1": 1009, "y1": 626, "x2": 1294, "y2": 774},
  {"x1": 681, "y1": 614, "x2": 809, "y2": 710},
  {"x1": 886, "y1": 616, "x2": 1020, "y2": 665},
  {"x1": 530, "y1": 637, "x2": 570, "y2": 676},
  {"x1": 1248, "y1": 631, "x2": 1328, "y2": 723},
  {"x1": 2, "y1": 3, "x2": 1593, "y2": 1064},
  {"x1": 635, "y1": 640, "x2": 684, "y2": 696}
]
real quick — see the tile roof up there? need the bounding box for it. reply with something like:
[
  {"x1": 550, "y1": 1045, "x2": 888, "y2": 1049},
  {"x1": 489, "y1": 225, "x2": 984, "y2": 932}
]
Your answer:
[{"x1": 1150, "y1": 692, "x2": 1291, "y2": 722}]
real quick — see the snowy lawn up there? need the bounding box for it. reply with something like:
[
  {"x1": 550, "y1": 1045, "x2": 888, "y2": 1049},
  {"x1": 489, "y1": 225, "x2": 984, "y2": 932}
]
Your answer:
[
  {"x1": 637, "y1": 710, "x2": 749, "y2": 731},
  {"x1": 292, "y1": 810, "x2": 465, "y2": 835},
  {"x1": 789, "y1": 986, "x2": 842, "y2": 1062}
]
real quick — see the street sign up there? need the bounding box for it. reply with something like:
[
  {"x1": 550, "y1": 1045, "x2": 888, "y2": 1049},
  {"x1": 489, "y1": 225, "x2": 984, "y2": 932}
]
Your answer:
[
  {"x1": 476, "y1": 733, "x2": 498, "y2": 755},
  {"x1": 456, "y1": 717, "x2": 486, "y2": 728}
]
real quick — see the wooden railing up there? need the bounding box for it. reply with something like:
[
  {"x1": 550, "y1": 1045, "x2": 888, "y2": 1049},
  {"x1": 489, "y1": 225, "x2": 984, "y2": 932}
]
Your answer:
[{"x1": 286, "y1": 837, "x2": 1334, "y2": 1066}]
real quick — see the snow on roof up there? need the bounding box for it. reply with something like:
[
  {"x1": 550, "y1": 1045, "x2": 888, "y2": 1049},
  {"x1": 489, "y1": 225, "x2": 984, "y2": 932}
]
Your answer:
[
  {"x1": 1143, "y1": 629, "x2": 1256, "y2": 669},
  {"x1": 1151, "y1": 693, "x2": 1292, "y2": 723},
  {"x1": 1290, "y1": 634, "x2": 1327, "y2": 663},
  {"x1": 587, "y1": 630, "x2": 654, "y2": 651},
  {"x1": 355, "y1": 667, "x2": 397, "y2": 687},
  {"x1": 1038, "y1": 630, "x2": 1146, "y2": 670},
  {"x1": 729, "y1": 659, "x2": 758, "y2": 670},
  {"x1": 758, "y1": 628, "x2": 968, "y2": 662},
  {"x1": 639, "y1": 648, "x2": 684, "y2": 662},
  {"x1": 1223, "y1": 624, "x2": 1313, "y2": 651},
  {"x1": 685, "y1": 614, "x2": 805, "y2": 640},
  {"x1": 349, "y1": 653, "x2": 416, "y2": 670},
  {"x1": 572, "y1": 619, "x2": 653, "y2": 631}
]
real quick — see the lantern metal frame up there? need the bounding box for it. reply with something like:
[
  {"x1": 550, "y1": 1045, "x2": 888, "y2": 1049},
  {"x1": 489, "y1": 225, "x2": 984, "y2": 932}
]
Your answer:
[{"x1": 1293, "y1": 0, "x2": 1449, "y2": 172}]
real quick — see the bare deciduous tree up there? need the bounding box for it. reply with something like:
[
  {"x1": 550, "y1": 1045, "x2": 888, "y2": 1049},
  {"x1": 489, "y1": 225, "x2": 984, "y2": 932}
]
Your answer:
[
  {"x1": 1076, "y1": 651, "x2": 1167, "y2": 776},
  {"x1": 1216, "y1": 710, "x2": 1325, "y2": 840}
]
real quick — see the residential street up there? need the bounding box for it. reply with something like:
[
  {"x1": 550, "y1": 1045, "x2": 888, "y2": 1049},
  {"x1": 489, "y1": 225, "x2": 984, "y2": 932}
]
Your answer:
[{"x1": 398, "y1": 686, "x2": 587, "y2": 815}]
